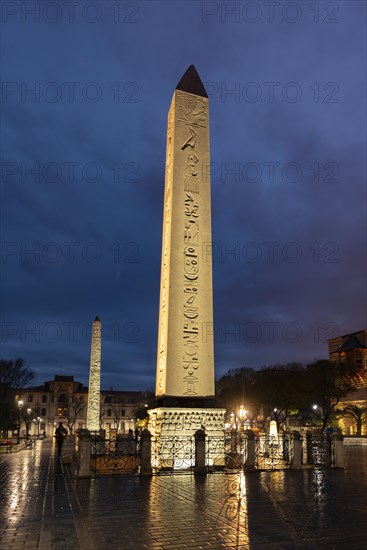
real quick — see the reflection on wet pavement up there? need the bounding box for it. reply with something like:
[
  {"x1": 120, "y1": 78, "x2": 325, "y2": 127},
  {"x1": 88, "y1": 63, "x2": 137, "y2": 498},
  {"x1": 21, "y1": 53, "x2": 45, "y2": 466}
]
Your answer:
[{"x1": 1, "y1": 440, "x2": 367, "y2": 549}]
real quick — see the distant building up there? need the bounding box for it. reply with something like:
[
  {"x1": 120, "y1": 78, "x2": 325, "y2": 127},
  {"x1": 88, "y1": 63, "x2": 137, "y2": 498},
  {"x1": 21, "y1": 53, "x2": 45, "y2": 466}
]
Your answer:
[
  {"x1": 16, "y1": 375, "x2": 147, "y2": 437},
  {"x1": 328, "y1": 329, "x2": 367, "y2": 435}
]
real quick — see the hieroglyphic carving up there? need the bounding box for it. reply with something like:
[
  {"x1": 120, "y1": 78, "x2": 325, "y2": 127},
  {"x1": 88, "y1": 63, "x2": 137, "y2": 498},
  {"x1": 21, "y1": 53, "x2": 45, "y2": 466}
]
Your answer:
[
  {"x1": 177, "y1": 95, "x2": 208, "y2": 394},
  {"x1": 183, "y1": 191, "x2": 200, "y2": 395},
  {"x1": 183, "y1": 162, "x2": 200, "y2": 391},
  {"x1": 157, "y1": 109, "x2": 174, "y2": 391},
  {"x1": 176, "y1": 91, "x2": 207, "y2": 128}
]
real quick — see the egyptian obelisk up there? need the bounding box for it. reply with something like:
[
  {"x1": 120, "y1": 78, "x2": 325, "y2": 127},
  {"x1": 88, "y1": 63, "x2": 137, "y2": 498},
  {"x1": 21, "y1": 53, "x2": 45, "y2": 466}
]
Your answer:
[
  {"x1": 150, "y1": 66, "x2": 224, "y2": 439},
  {"x1": 86, "y1": 316, "x2": 101, "y2": 432}
]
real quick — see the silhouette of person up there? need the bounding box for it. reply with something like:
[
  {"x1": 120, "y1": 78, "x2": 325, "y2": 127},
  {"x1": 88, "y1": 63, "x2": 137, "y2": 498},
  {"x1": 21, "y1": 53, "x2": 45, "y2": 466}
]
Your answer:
[{"x1": 54, "y1": 422, "x2": 67, "y2": 458}]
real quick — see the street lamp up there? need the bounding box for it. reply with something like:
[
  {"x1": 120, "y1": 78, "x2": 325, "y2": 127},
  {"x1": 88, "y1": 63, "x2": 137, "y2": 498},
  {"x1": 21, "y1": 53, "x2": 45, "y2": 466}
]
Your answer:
[
  {"x1": 17, "y1": 400, "x2": 23, "y2": 443},
  {"x1": 239, "y1": 406, "x2": 247, "y2": 430},
  {"x1": 26, "y1": 408, "x2": 32, "y2": 439},
  {"x1": 230, "y1": 411, "x2": 236, "y2": 429},
  {"x1": 33, "y1": 417, "x2": 41, "y2": 436}
]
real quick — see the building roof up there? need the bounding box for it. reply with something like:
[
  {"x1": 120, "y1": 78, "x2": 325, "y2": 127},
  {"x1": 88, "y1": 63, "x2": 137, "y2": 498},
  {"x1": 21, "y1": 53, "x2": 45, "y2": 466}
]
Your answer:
[{"x1": 338, "y1": 334, "x2": 367, "y2": 352}]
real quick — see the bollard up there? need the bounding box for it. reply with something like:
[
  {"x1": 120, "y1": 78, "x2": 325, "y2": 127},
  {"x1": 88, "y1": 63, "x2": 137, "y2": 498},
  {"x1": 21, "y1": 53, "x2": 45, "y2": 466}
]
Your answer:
[
  {"x1": 195, "y1": 429, "x2": 207, "y2": 475},
  {"x1": 305, "y1": 431, "x2": 313, "y2": 465},
  {"x1": 333, "y1": 434, "x2": 344, "y2": 468},
  {"x1": 291, "y1": 431, "x2": 302, "y2": 469},
  {"x1": 244, "y1": 429, "x2": 255, "y2": 470},
  {"x1": 140, "y1": 429, "x2": 152, "y2": 475},
  {"x1": 77, "y1": 430, "x2": 92, "y2": 478}
]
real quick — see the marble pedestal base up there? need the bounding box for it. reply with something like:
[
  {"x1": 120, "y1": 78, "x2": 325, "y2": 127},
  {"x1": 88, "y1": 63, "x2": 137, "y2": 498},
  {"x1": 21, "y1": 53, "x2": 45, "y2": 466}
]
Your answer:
[{"x1": 148, "y1": 407, "x2": 226, "y2": 471}]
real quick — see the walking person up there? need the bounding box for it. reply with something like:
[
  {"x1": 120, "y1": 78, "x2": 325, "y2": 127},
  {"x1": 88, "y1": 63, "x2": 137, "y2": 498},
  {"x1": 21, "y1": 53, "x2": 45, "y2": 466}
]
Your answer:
[{"x1": 54, "y1": 422, "x2": 67, "y2": 459}]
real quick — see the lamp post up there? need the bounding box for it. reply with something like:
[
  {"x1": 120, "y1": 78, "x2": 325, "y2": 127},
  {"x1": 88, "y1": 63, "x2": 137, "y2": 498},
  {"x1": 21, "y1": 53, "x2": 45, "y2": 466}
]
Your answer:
[
  {"x1": 239, "y1": 406, "x2": 247, "y2": 430},
  {"x1": 26, "y1": 408, "x2": 32, "y2": 439},
  {"x1": 17, "y1": 400, "x2": 23, "y2": 443},
  {"x1": 33, "y1": 417, "x2": 41, "y2": 437},
  {"x1": 312, "y1": 404, "x2": 324, "y2": 432}
]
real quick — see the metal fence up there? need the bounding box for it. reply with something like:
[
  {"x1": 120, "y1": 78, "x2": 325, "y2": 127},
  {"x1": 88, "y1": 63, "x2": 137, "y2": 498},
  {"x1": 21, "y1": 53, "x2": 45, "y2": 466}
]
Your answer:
[
  {"x1": 151, "y1": 435, "x2": 195, "y2": 473},
  {"x1": 207, "y1": 432, "x2": 248, "y2": 471},
  {"x1": 306, "y1": 434, "x2": 333, "y2": 467},
  {"x1": 149, "y1": 433, "x2": 249, "y2": 474},
  {"x1": 255, "y1": 434, "x2": 293, "y2": 470},
  {"x1": 90, "y1": 436, "x2": 140, "y2": 475},
  {"x1": 85, "y1": 431, "x2": 336, "y2": 476}
]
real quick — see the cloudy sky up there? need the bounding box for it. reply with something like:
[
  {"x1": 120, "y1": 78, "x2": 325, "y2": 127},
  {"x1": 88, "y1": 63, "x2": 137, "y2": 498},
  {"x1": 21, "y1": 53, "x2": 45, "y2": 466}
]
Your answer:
[{"x1": 1, "y1": 1, "x2": 366, "y2": 390}]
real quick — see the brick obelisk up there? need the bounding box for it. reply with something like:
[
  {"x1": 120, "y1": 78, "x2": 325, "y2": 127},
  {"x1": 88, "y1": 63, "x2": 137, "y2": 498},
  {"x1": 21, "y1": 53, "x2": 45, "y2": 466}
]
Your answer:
[
  {"x1": 86, "y1": 316, "x2": 101, "y2": 432},
  {"x1": 150, "y1": 66, "x2": 224, "y2": 441}
]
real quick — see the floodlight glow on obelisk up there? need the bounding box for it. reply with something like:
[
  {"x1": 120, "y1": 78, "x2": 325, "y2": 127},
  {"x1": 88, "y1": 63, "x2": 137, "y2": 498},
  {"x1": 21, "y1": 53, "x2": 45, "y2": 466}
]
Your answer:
[
  {"x1": 155, "y1": 65, "x2": 215, "y2": 403},
  {"x1": 87, "y1": 316, "x2": 101, "y2": 431}
]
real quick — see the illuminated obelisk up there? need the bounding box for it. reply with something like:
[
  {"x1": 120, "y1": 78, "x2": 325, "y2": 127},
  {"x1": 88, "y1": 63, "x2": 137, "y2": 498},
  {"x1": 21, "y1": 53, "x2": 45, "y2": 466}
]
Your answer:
[
  {"x1": 86, "y1": 316, "x2": 101, "y2": 432},
  {"x1": 149, "y1": 66, "x2": 225, "y2": 441}
]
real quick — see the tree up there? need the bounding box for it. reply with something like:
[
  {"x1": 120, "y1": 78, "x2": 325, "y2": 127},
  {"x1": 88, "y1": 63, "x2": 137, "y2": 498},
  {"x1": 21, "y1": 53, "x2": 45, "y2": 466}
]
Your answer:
[
  {"x1": 33, "y1": 405, "x2": 43, "y2": 436},
  {"x1": 64, "y1": 398, "x2": 85, "y2": 434},
  {"x1": 112, "y1": 404, "x2": 125, "y2": 432},
  {"x1": 134, "y1": 389, "x2": 155, "y2": 427},
  {"x1": 0, "y1": 358, "x2": 34, "y2": 434},
  {"x1": 304, "y1": 360, "x2": 360, "y2": 431},
  {"x1": 216, "y1": 367, "x2": 263, "y2": 428},
  {"x1": 21, "y1": 407, "x2": 33, "y2": 439},
  {"x1": 336, "y1": 404, "x2": 367, "y2": 436},
  {"x1": 253, "y1": 363, "x2": 305, "y2": 430}
]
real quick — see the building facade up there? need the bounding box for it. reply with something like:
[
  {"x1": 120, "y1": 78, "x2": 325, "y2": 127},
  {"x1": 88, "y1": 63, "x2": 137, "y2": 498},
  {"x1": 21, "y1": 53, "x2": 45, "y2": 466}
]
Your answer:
[
  {"x1": 16, "y1": 375, "x2": 147, "y2": 437},
  {"x1": 328, "y1": 329, "x2": 367, "y2": 435}
]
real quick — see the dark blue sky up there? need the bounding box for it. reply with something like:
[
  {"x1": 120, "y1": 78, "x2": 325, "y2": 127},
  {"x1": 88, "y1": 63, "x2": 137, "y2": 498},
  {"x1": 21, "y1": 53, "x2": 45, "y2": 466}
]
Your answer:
[{"x1": 1, "y1": 1, "x2": 366, "y2": 390}]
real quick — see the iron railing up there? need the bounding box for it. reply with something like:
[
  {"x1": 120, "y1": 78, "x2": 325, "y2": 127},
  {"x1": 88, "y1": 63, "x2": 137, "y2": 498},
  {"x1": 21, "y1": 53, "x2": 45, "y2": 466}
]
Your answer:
[
  {"x1": 306, "y1": 434, "x2": 333, "y2": 467},
  {"x1": 207, "y1": 432, "x2": 248, "y2": 471},
  {"x1": 150, "y1": 435, "x2": 195, "y2": 473},
  {"x1": 255, "y1": 434, "x2": 293, "y2": 470},
  {"x1": 90, "y1": 436, "x2": 140, "y2": 475}
]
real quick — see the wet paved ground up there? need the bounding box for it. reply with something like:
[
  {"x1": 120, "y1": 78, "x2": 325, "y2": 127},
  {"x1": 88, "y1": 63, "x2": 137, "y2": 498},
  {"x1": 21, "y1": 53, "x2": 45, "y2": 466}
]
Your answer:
[{"x1": 1, "y1": 439, "x2": 367, "y2": 550}]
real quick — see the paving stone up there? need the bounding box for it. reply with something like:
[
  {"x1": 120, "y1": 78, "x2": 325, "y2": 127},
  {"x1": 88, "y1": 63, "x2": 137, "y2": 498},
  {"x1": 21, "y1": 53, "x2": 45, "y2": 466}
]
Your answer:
[{"x1": 1, "y1": 440, "x2": 367, "y2": 549}]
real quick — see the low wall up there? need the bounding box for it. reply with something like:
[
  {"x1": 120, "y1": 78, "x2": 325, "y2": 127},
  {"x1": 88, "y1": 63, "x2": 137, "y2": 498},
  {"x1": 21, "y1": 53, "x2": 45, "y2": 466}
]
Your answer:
[{"x1": 343, "y1": 437, "x2": 367, "y2": 470}]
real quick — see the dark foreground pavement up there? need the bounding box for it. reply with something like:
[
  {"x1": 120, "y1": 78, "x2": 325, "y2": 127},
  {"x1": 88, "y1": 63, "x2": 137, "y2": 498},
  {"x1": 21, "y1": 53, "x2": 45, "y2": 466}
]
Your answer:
[{"x1": 1, "y1": 439, "x2": 367, "y2": 550}]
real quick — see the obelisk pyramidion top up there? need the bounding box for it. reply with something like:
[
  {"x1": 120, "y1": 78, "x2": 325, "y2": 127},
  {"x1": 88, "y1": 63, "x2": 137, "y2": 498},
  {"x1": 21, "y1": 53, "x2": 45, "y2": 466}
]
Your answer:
[{"x1": 175, "y1": 65, "x2": 208, "y2": 98}]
